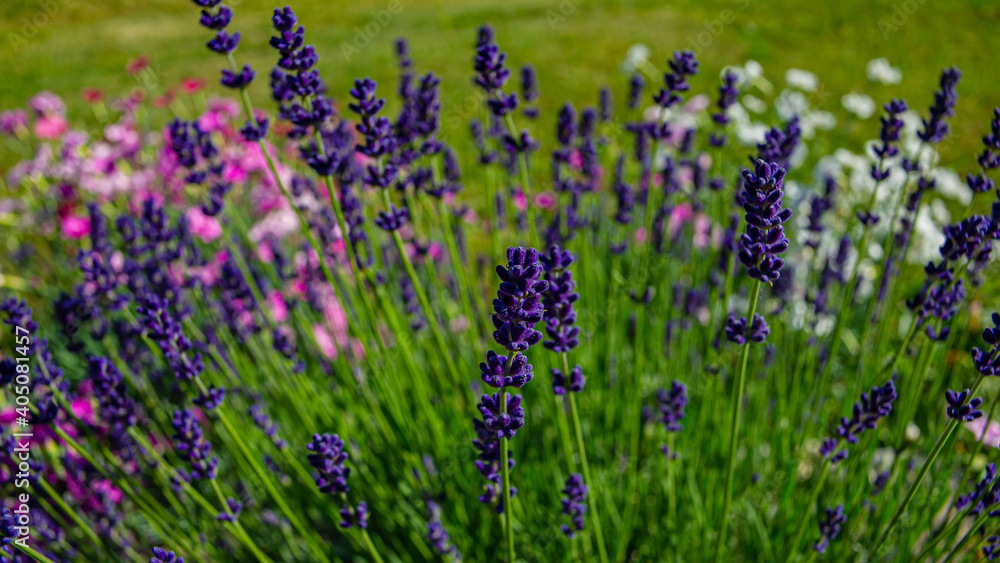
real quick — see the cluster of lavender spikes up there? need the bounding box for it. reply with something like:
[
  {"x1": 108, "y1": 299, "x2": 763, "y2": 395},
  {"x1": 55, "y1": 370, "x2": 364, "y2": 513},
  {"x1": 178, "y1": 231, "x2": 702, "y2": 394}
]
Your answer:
[
  {"x1": 813, "y1": 504, "x2": 846, "y2": 554},
  {"x1": 820, "y1": 381, "x2": 897, "y2": 464},
  {"x1": 472, "y1": 247, "x2": 548, "y2": 513},
  {"x1": 559, "y1": 473, "x2": 588, "y2": 538},
  {"x1": 306, "y1": 433, "x2": 368, "y2": 528}
]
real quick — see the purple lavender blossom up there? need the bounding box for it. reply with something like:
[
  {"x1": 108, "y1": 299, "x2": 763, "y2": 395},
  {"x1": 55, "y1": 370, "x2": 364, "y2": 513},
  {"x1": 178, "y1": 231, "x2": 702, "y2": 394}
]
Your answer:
[
  {"x1": 473, "y1": 25, "x2": 518, "y2": 116},
  {"x1": 150, "y1": 547, "x2": 185, "y2": 563},
  {"x1": 972, "y1": 313, "x2": 1000, "y2": 376},
  {"x1": 540, "y1": 245, "x2": 580, "y2": 352},
  {"x1": 171, "y1": 409, "x2": 219, "y2": 480},
  {"x1": 737, "y1": 160, "x2": 792, "y2": 284},
  {"x1": 946, "y1": 388, "x2": 984, "y2": 421},
  {"x1": 918, "y1": 66, "x2": 961, "y2": 144},
  {"x1": 725, "y1": 314, "x2": 770, "y2": 345},
  {"x1": 654, "y1": 51, "x2": 699, "y2": 108},
  {"x1": 552, "y1": 365, "x2": 585, "y2": 395},
  {"x1": 426, "y1": 500, "x2": 461, "y2": 559},
  {"x1": 822, "y1": 381, "x2": 897, "y2": 463},
  {"x1": 560, "y1": 473, "x2": 588, "y2": 538},
  {"x1": 306, "y1": 433, "x2": 351, "y2": 495},
  {"x1": 813, "y1": 504, "x2": 846, "y2": 554},
  {"x1": 655, "y1": 380, "x2": 688, "y2": 433}
]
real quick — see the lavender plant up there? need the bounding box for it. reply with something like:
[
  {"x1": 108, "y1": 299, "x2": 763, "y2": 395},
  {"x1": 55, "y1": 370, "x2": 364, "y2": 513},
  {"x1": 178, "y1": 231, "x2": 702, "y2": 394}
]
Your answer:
[{"x1": 3, "y1": 6, "x2": 1000, "y2": 563}]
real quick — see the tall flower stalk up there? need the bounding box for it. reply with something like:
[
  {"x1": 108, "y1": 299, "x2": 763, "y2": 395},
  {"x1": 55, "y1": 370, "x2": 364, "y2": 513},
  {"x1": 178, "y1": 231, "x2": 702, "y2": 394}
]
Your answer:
[{"x1": 717, "y1": 159, "x2": 790, "y2": 559}]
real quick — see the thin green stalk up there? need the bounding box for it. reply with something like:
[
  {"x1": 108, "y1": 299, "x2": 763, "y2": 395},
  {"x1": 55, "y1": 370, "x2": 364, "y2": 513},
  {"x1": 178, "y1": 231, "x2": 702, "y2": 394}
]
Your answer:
[
  {"x1": 195, "y1": 379, "x2": 333, "y2": 563},
  {"x1": 565, "y1": 354, "x2": 610, "y2": 563},
  {"x1": 785, "y1": 460, "x2": 831, "y2": 561},
  {"x1": 499, "y1": 109, "x2": 537, "y2": 244},
  {"x1": 36, "y1": 478, "x2": 104, "y2": 548},
  {"x1": 380, "y1": 187, "x2": 464, "y2": 388},
  {"x1": 501, "y1": 386, "x2": 515, "y2": 563},
  {"x1": 716, "y1": 278, "x2": 763, "y2": 561},
  {"x1": 14, "y1": 543, "x2": 57, "y2": 563},
  {"x1": 875, "y1": 374, "x2": 987, "y2": 554}
]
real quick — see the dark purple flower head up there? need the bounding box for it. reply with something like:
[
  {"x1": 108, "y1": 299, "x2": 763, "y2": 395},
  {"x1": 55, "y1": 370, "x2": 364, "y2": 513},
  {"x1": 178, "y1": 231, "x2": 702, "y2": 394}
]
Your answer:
[
  {"x1": 907, "y1": 265, "x2": 965, "y2": 340},
  {"x1": 492, "y1": 247, "x2": 549, "y2": 352},
  {"x1": 206, "y1": 29, "x2": 240, "y2": 55},
  {"x1": 560, "y1": 473, "x2": 588, "y2": 538},
  {"x1": 137, "y1": 294, "x2": 204, "y2": 381},
  {"x1": 151, "y1": 547, "x2": 184, "y2": 563},
  {"x1": 271, "y1": 6, "x2": 297, "y2": 30},
  {"x1": 520, "y1": 64, "x2": 538, "y2": 103},
  {"x1": 599, "y1": 87, "x2": 613, "y2": 122},
  {"x1": 871, "y1": 98, "x2": 907, "y2": 180},
  {"x1": 940, "y1": 215, "x2": 992, "y2": 263},
  {"x1": 627, "y1": 73, "x2": 644, "y2": 110},
  {"x1": 426, "y1": 500, "x2": 461, "y2": 559},
  {"x1": 340, "y1": 502, "x2": 369, "y2": 529},
  {"x1": 306, "y1": 433, "x2": 351, "y2": 495},
  {"x1": 89, "y1": 356, "x2": 136, "y2": 431},
  {"x1": 199, "y1": 5, "x2": 232, "y2": 29},
  {"x1": 240, "y1": 117, "x2": 269, "y2": 141},
  {"x1": 712, "y1": 71, "x2": 739, "y2": 128},
  {"x1": 556, "y1": 103, "x2": 577, "y2": 150},
  {"x1": 973, "y1": 313, "x2": 1000, "y2": 376},
  {"x1": 956, "y1": 463, "x2": 998, "y2": 513},
  {"x1": 725, "y1": 313, "x2": 770, "y2": 345},
  {"x1": 756, "y1": 118, "x2": 801, "y2": 169},
  {"x1": 837, "y1": 381, "x2": 897, "y2": 444},
  {"x1": 654, "y1": 50, "x2": 699, "y2": 108},
  {"x1": 946, "y1": 388, "x2": 984, "y2": 422},
  {"x1": 374, "y1": 203, "x2": 409, "y2": 232},
  {"x1": 737, "y1": 159, "x2": 792, "y2": 284},
  {"x1": 813, "y1": 505, "x2": 847, "y2": 554},
  {"x1": 655, "y1": 380, "x2": 688, "y2": 432},
  {"x1": 171, "y1": 409, "x2": 218, "y2": 480},
  {"x1": 194, "y1": 384, "x2": 227, "y2": 411},
  {"x1": 480, "y1": 350, "x2": 534, "y2": 389},
  {"x1": 216, "y1": 498, "x2": 243, "y2": 522},
  {"x1": 918, "y1": 66, "x2": 961, "y2": 144},
  {"x1": 476, "y1": 392, "x2": 524, "y2": 440},
  {"x1": 540, "y1": 245, "x2": 581, "y2": 353},
  {"x1": 552, "y1": 365, "x2": 585, "y2": 395}
]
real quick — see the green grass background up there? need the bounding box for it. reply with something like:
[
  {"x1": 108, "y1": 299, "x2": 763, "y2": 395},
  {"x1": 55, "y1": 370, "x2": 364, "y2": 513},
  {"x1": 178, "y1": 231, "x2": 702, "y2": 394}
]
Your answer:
[{"x1": 2, "y1": 0, "x2": 1000, "y2": 163}]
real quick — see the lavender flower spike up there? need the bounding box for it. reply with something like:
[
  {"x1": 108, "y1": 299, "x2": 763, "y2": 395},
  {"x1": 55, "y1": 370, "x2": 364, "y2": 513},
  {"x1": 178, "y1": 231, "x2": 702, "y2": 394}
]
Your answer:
[
  {"x1": 150, "y1": 547, "x2": 185, "y2": 563},
  {"x1": 738, "y1": 160, "x2": 792, "y2": 284}
]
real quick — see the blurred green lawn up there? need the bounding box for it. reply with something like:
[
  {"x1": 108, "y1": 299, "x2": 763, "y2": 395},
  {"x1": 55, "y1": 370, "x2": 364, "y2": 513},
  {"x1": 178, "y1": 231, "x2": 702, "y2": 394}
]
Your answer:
[{"x1": 2, "y1": 0, "x2": 1000, "y2": 162}]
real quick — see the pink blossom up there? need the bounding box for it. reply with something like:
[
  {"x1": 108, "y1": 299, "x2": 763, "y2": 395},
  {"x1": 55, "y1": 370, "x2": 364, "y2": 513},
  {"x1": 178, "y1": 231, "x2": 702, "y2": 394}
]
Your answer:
[
  {"x1": 513, "y1": 191, "x2": 527, "y2": 211},
  {"x1": 70, "y1": 398, "x2": 96, "y2": 425},
  {"x1": 34, "y1": 114, "x2": 68, "y2": 140},
  {"x1": 0, "y1": 110, "x2": 28, "y2": 136},
  {"x1": 312, "y1": 324, "x2": 338, "y2": 360},
  {"x1": 185, "y1": 207, "x2": 222, "y2": 242},
  {"x1": 693, "y1": 214, "x2": 712, "y2": 249},
  {"x1": 965, "y1": 417, "x2": 1000, "y2": 449},
  {"x1": 635, "y1": 227, "x2": 647, "y2": 244},
  {"x1": 536, "y1": 191, "x2": 558, "y2": 210},
  {"x1": 29, "y1": 91, "x2": 66, "y2": 117},
  {"x1": 223, "y1": 161, "x2": 249, "y2": 184},
  {"x1": 61, "y1": 213, "x2": 91, "y2": 239},
  {"x1": 268, "y1": 291, "x2": 288, "y2": 323},
  {"x1": 685, "y1": 94, "x2": 711, "y2": 113}
]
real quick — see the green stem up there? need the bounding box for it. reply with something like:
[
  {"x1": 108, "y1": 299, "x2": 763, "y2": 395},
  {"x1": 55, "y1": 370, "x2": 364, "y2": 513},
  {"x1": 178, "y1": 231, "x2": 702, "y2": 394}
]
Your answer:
[
  {"x1": 875, "y1": 374, "x2": 986, "y2": 554},
  {"x1": 565, "y1": 354, "x2": 610, "y2": 563},
  {"x1": 380, "y1": 187, "x2": 464, "y2": 389},
  {"x1": 14, "y1": 543, "x2": 57, "y2": 563},
  {"x1": 716, "y1": 279, "x2": 762, "y2": 561},
  {"x1": 785, "y1": 460, "x2": 831, "y2": 561}
]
